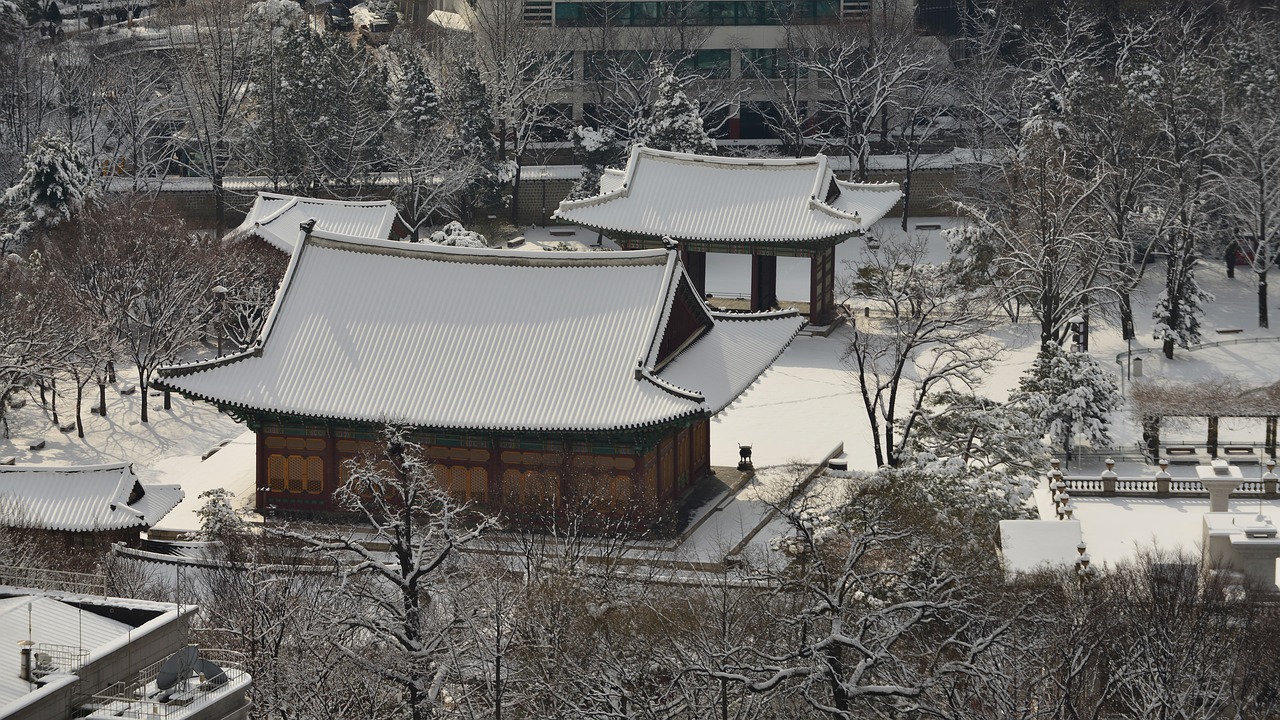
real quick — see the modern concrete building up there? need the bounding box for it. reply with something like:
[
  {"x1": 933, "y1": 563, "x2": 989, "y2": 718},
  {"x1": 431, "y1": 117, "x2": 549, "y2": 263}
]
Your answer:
[{"x1": 0, "y1": 586, "x2": 251, "y2": 720}]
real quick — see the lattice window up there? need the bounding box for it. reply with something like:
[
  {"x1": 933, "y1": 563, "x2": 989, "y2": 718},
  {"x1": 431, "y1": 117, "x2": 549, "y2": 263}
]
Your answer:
[
  {"x1": 286, "y1": 455, "x2": 304, "y2": 492},
  {"x1": 306, "y1": 457, "x2": 324, "y2": 494},
  {"x1": 471, "y1": 468, "x2": 489, "y2": 504},
  {"x1": 268, "y1": 454, "x2": 286, "y2": 492}
]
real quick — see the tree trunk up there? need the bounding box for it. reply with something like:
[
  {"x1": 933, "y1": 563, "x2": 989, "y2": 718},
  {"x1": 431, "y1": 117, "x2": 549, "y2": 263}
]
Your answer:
[
  {"x1": 213, "y1": 173, "x2": 225, "y2": 234},
  {"x1": 164, "y1": 389, "x2": 171, "y2": 410},
  {"x1": 899, "y1": 173, "x2": 911, "y2": 232},
  {"x1": 76, "y1": 382, "x2": 84, "y2": 438},
  {"x1": 1119, "y1": 292, "x2": 1135, "y2": 340},
  {"x1": 510, "y1": 162, "x2": 521, "y2": 224},
  {"x1": 50, "y1": 379, "x2": 58, "y2": 426},
  {"x1": 825, "y1": 646, "x2": 849, "y2": 717},
  {"x1": 1259, "y1": 270, "x2": 1269, "y2": 329},
  {"x1": 140, "y1": 383, "x2": 149, "y2": 423},
  {"x1": 98, "y1": 381, "x2": 107, "y2": 417},
  {"x1": 1163, "y1": 337, "x2": 1175, "y2": 359}
]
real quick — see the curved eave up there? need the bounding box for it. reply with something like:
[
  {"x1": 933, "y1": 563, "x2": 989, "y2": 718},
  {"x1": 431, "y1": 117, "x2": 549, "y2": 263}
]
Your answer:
[
  {"x1": 550, "y1": 216, "x2": 864, "y2": 246},
  {"x1": 162, "y1": 384, "x2": 708, "y2": 436}
]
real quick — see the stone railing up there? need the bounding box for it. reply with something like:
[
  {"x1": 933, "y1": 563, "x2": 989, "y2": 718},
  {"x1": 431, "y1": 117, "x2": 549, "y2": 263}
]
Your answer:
[{"x1": 1043, "y1": 458, "x2": 1279, "y2": 517}]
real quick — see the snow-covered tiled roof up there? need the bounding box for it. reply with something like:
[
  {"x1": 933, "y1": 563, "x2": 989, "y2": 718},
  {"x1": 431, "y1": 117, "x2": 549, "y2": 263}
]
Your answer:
[
  {"x1": 157, "y1": 232, "x2": 804, "y2": 432},
  {"x1": 553, "y1": 147, "x2": 902, "y2": 243},
  {"x1": 227, "y1": 192, "x2": 401, "y2": 253},
  {"x1": 0, "y1": 464, "x2": 184, "y2": 533}
]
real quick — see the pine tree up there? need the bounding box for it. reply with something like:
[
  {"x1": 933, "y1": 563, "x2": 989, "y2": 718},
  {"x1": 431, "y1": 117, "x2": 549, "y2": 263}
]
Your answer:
[
  {"x1": 1011, "y1": 343, "x2": 1120, "y2": 463},
  {"x1": 1152, "y1": 257, "x2": 1213, "y2": 353},
  {"x1": 566, "y1": 125, "x2": 623, "y2": 201},
  {"x1": 637, "y1": 61, "x2": 714, "y2": 155},
  {"x1": 442, "y1": 52, "x2": 500, "y2": 219},
  {"x1": 2, "y1": 133, "x2": 96, "y2": 244},
  {"x1": 393, "y1": 48, "x2": 440, "y2": 134}
]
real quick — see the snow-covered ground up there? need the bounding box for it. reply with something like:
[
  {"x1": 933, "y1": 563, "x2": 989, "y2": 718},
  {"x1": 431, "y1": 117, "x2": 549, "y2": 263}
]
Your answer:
[{"x1": 0, "y1": 367, "x2": 243, "y2": 488}]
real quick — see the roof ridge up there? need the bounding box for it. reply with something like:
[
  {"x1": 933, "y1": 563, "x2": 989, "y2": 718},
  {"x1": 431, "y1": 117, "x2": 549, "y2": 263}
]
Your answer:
[
  {"x1": 306, "y1": 229, "x2": 669, "y2": 266},
  {"x1": 0, "y1": 461, "x2": 133, "y2": 474}
]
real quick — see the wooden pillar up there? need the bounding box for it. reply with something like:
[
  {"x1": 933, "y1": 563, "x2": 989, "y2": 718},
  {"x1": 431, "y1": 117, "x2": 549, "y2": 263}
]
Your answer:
[
  {"x1": 1208, "y1": 416, "x2": 1219, "y2": 458},
  {"x1": 750, "y1": 254, "x2": 777, "y2": 312},
  {"x1": 255, "y1": 431, "x2": 267, "y2": 513},
  {"x1": 1267, "y1": 416, "x2": 1277, "y2": 459},
  {"x1": 323, "y1": 427, "x2": 338, "y2": 512},
  {"x1": 488, "y1": 436, "x2": 503, "y2": 512},
  {"x1": 809, "y1": 246, "x2": 836, "y2": 326},
  {"x1": 682, "y1": 247, "x2": 707, "y2": 297}
]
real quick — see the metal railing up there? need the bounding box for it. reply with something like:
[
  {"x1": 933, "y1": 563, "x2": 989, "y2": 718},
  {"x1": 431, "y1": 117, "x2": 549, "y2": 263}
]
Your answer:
[
  {"x1": 91, "y1": 649, "x2": 246, "y2": 719},
  {"x1": 1115, "y1": 335, "x2": 1280, "y2": 367},
  {"x1": 30, "y1": 643, "x2": 89, "y2": 679},
  {"x1": 0, "y1": 565, "x2": 106, "y2": 596}
]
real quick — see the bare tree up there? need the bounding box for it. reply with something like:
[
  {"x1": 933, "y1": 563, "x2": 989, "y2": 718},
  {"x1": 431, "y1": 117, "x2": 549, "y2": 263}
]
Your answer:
[
  {"x1": 467, "y1": 0, "x2": 573, "y2": 220},
  {"x1": 1135, "y1": 9, "x2": 1227, "y2": 358},
  {"x1": 0, "y1": 252, "x2": 71, "y2": 437},
  {"x1": 100, "y1": 53, "x2": 176, "y2": 193},
  {"x1": 1214, "y1": 16, "x2": 1280, "y2": 328},
  {"x1": 712, "y1": 473, "x2": 1019, "y2": 719},
  {"x1": 165, "y1": 0, "x2": 251, "y2": 231},
  {"x1": 798, "y1": 1, "x2": 931, "y2": 181},
  {"x1": 840, "y1": 236, "x2": 1000, "y2": 468},
  {"x1": 277, "y1": 425, "x2": 496, "y2": 720}
]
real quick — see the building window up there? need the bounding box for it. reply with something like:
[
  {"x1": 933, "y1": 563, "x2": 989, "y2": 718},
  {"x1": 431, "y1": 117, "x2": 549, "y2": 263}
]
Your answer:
[
  {"x1": 683, "y1": 49, "x2": 731, "y2": 79},
  {"x1": 267, "y1": 454, "x2": 324, "y2": 494},
  {"x1": 556, "y1": 0, "x2": 837, "y2": 27}
]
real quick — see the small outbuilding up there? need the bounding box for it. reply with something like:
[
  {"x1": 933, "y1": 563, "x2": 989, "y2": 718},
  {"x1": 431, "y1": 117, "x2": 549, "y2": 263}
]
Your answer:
[
  {"x1": 554, "y1": 147, "x2": 902, "y2": 326},
  {"x1": 227, "y1": 192, "x2": 404, "y2": 254},
  {"x1": 0, "y1": 463, "x2": 184, "y2": 549}
]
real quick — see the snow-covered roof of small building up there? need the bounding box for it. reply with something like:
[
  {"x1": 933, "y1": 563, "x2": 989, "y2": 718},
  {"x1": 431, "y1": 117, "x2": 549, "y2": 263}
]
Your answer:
[
  {"x1": 151, "y1": 431, "x2": 260, "y2": 537},
  {"x1": 999, "y1": 519, "x2": 1083, "y2": 577},
  {"x1": 0, "y1": 463, "x2": 183, "y2": 533},
  {"x1": 227, "y1": 192, "x2": 400, "y2": 253},
  {"x1": 156, "y1": 231, "x2": 804, "y2": 432},
  {"x1": 553, "y1": 146, "x2": 902, "y2": 243}
]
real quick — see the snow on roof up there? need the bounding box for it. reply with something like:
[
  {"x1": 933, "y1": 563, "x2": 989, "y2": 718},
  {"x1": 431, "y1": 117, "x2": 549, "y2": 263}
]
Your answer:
[
  {"x1": 151, "y1": 431, "x2": 259, "y2": 536},
  {"x1": 554, "y1": 146, "x2": 902, "y2": 243},
  {"x1": 427, "y1": 9, "x2": 468, "y2": 30},
  {"x1": 657, "y1": 310, "x2": 803, "y2": 413},
  {"x1": 0, "y1": 464, "x2": 183, "y2": 533},
  {"x1": 226, "y1": 192, "x2": 400, "y2": 253},
  {"x1": 156, "y1": 232, "x2": 802, "y2": 433},
  {"x1": 0, "y1": 595, "x2": 134, "y2": 710},
  {"x1": 999, "y1": 519, "x2": 1083, "y2": 577}
]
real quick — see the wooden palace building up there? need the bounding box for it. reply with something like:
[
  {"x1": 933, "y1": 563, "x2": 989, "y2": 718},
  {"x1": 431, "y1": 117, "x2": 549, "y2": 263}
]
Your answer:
[
  {"x1": 156, "y1": 229, "x2": 802, "y2": 527},
  {"x1": 554, "y1": 147, "x2": 903, "y2": 327}
]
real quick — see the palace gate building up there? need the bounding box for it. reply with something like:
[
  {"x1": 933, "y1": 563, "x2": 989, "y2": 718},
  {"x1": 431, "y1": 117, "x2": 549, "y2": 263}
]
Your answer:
[{"x1": 554, "y1": 147, "x2": 902, "y2": 326}]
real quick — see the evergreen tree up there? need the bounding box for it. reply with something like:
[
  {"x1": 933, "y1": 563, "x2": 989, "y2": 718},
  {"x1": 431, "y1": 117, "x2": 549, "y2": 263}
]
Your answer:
[
  {"x1": 1152, "y1": 259, "x2": 1213, "y2": 351},
  {"x1": 566, "y1": 125, "x2": 623, "y2": 201},
  {"x1": 442, "y1": 51, "x2": 500, "y2": 219},
  {"x1": 1011, "y1": 343, "x2": 1120, "y2": 463},
  {"x1": 243, "y1": 0, "x2": 306, "y2": 189},
  {"x1": 2, "y1": 133, "x2": 96, "y2": 244},
  {"x1": 392, "y1": 47, "x2": 440, "y2": 134},
  {"x1": 43, "y1": 0, "x2": 59, "y2": 24},
  {"x1": 637, "y1": 61, "x2": 714, "y2": 155}
]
